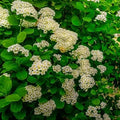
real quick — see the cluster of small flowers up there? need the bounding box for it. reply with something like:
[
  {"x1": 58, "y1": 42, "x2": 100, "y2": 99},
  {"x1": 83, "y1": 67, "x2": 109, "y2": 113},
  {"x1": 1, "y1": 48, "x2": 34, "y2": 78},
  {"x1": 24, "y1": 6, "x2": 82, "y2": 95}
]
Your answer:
[
  {"x1": 7, "y1": 44, "x2": 29, "y2": 57},
  {"x1": 38, "y1": 7, "x2": 55, "y2": 18},
  {"x1": 97, "y1": 65, "x2": 107, "y2": 73},
  {"x1": 95, "y1": 9, "x2": 107, "y2": 22},
  {"x1": 11, "y1": 0, "x2": 38, "y2": 18},
  {"x1": 113, "y1": 33, "x2": 120, "y2": 46},
  {"x1": 50, "y1": 28, "x2": 78, "y2": 53},
  {"x1": 53, "y1": 54, "x2": 61, "y2": 61},
  {"x1": 71, "y1": 45, "x2": 90, "y2": 59},
  {"x1": 103, "y1": 113, "x2": 111, "y2": 120},
  {"x1": 34, "y1": 99, "x2": 56, "y2": 116},
  {"x1": 61, "y1": 79, "x2": 78, "y2": 105},
  {"x1": 71, "y1": 69, "x2": 80, "y2": 79},
  {"x1": 11, "y1": 0, "x2": 38, "y2": 28},
  {"x1": 29, "y1": 58, "x2": 51, "y2": 75},
  {"x1": 0, "y1": 6, "x2": 10, "y2": 28},
  {"x1": 37, "y1": 7, "x2": 59, "y2": 33},
  {"x1": 116, "y1": 10, "x2": 120, "y2": 17},
  {"x1": 116, "y1": 100, "x2": 120, "y2": 109},
  {"x1": 34, "y1": 40, "x2": 49, "y2": 49},
  {"x1": 30, "y1": 55, "x2": 41, "y2": 61},
  {"x1": 77, "y1": 59, "x2": 98, "y2": 76},
  {"x1": 22, "y1": 85, "x2": 42, "y2": 103},
  {"x1": 100, "y1": 101, "x2": 107, "y2": 109},
  {"x1": 87, "y1": 0, "x2": 100, "y2": 2},
  {"x1": 79, "y1": 74, "x2": 95, "y2": 91},
  {"x1": 86, "y1": 106, "x2": 101, "y2": 118},
  {"x1": 91, "y1": 50, "x2": 103, "y2": 62},
  {"x1": 52, "y1": 65, "x2": 61, "y2": 73},
  {"x1": 62, "y1": 66, "x2": 73, "y2": 74}
]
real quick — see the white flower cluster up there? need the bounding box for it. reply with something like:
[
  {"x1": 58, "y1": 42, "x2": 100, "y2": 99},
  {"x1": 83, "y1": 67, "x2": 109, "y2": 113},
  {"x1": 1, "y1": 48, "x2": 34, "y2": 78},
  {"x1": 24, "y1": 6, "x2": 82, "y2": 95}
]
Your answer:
[
  {"x1": 71, "y1": 69, "x2": 80, "y2": 79},
  {"x1": 22, "y1": 85, "x2": 42, "y2": 103},
  {"x1": 103, "y1": 113, "x2": 111, "y2": 120},
  {"x1": 38, "y1": 7, "x2": 55, "y2": 18},
  {"x1": 53, "y1": 54, "x2": 61, "y2": 61},
  {"x1": 71, "y1": 45, "x2": 90, "y2": 59},
  {"x1": 116, "y1": 10, "x2": 120, "y2": 17},
  {"x1": 91, "y1": 50, "x2": 103, "y2": 62},
  {"x1": 87, "y1": 0, "x2": 100, "y2": 2},
  {"x1": 11, "y1": 0, "x2": 37, "y2": 18},
  {"x1": 37, "y1": 7, "x2": 59, "y2": 33},
  {"x1": 7, "y1": 44, "x2": 29, "y2": 57},
  {"x1": 116, "y1": 100, "x2": 120, "y2": 109},
  {"x1": 0, "y1": 6, "x2": 10, "y2": 28},
  {"x1": 113, "y1": 33, "x2": 120, "y2": 46},
  {"x1": 100, "y1": 101, "x2": 107, "y2": 109},
  {"x1": 95, "y1": 9, "x2": 107, "y2": 22},
  {"x1": 52, "y1": 65, "x2": 61, "y2": 73},
  {"x1": 30, "y1": 55, "x2": 41, "y2": 61},
  {"x1": 79, "y1": 74, "x2": 95, "y2": 91},
  {"x1": 97, "y1": 65, "x2": 107, "y2": 73},
  {"x1": 50, "y1": 28, "x2": 78, "y2": 53},
  {"x1": 61, "y1": 79, "x2": 78, "y2": 105},
  {"x1": 11, "y1": 0, "x2": 38, "y2": 28},
  {"x1": 62, "y1": 66, "x2": 73, "y2": 74},
  {"x1": 29, "y1": 56, "x2": 51, "y2": 75},
  {"x1": 77, "y1": 59, "x2": 97, "y2": 76},
  {"x1": 34, "y1": 40, "x2": 49, "y2": 49},
  {"x1": 34, "y1": 99, "x2": 56, "y2": 116}
]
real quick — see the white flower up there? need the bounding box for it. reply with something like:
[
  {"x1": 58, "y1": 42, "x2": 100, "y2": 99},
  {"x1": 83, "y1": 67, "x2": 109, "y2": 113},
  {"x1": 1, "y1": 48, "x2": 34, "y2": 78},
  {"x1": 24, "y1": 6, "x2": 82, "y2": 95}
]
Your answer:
[
  {"x1": 116, "y1": 10, "x2": 120, "y2": 17},
  {"x1": 22, "y1": 85, "x2": 42, "y2": 103},
  {"x1": 34, "y1": 100, "x2": 56, "y2": 116},
  {"x1": 0, "y1": 6, "x2": 10, "y2": 28},
  {"x1": 95, "y1": 11, "x2": 107, "y2": 22},
  {"x1": 52, "y1": 65, "x2": 61, "y2": 73},
  {"x1": 97, "y1": 65, "x2": 106, "y2": 73}
]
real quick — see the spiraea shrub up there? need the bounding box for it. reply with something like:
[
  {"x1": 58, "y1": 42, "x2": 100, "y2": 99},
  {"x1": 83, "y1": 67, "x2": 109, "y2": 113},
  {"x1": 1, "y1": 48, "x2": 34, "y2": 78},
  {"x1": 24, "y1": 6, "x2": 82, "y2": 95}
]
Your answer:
[{"x1": 0, "y1": 0, "x2": 120, "y2": 120}]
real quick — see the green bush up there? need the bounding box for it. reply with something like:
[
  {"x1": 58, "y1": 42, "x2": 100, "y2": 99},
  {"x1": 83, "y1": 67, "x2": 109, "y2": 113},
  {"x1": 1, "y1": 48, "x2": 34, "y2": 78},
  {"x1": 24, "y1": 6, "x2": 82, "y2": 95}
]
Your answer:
[{"x1": 0, "y1": 0, "x2": 120, "y2": 120}]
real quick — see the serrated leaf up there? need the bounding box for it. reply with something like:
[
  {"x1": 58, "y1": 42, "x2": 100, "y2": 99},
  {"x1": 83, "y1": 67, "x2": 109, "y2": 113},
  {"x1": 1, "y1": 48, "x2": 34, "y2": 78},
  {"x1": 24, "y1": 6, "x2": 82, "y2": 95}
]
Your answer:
[
  {"x1": 8, "y1": 15, "x2": 19, "y2": 26},
  {"x1": 27, "y1": 76, "x2": 37, "y2": 83},
  {"x1": 75, "y1": 102, "x2": 84, "y2": 110},
  {"x1": 17, "y1": 32, "x2": 26, "y2": 43},
  {"x1": 54, "y1": 99, "x2": 65, "y2": 109},
  {"x1": 50, "y1": 87, "x2": 57, "y2": 94},
  {"x1": 83, "y1": 17, "x2": 92, "y2": 22}
]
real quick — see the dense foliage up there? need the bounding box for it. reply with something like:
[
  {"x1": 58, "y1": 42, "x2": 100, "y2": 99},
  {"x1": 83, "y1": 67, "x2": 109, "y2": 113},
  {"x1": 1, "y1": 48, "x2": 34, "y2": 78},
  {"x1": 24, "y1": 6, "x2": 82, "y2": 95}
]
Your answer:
[{"x1": 0, "y1": 0, "x2": 120, "y2": 120}]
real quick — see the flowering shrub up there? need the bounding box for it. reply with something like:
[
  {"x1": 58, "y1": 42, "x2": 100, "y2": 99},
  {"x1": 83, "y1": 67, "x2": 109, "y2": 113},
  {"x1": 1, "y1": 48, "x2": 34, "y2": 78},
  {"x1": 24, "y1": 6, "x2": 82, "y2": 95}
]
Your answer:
[{"x1": 0, "y1": 0, "x2": 120, "y2": 120}]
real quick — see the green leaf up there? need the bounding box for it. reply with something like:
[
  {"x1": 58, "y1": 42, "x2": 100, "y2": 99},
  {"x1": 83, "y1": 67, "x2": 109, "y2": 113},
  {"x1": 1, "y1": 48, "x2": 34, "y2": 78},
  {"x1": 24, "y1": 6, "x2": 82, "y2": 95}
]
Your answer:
[
  {"x1": 38, "y1": 98, "x2": 48, "y2": 104},
  {"x1": 1, "y1": 37, "x2": 16, "y2": 48},
  {"x1": 75, "y1": 102, "x2": 84, "y2": 111},
  {"x1": 50, "y1": 87, "x2": 57, "y2": 94},
  {"x1": 4, "y1": 31, "x2": 12, "y2": 35},
  {"x1": 3, "y1": 61, "x2": 18, "y2": 72},
  {"x1": 69, "y1": 64, "x2": 79, "y2": 69},
  {"x1": 90, "y1": 89, "x2": 97, "y2": 95},
  {"x1": 13, "y1": 109, "x2": 26, "y2": 120},
  {"x1": 92, "y1": 98, "x2": 100, "y2": 105},
  {"x1": 10, "y1": 101, "x2": 23, "y2": 113},
  {"x1": 83, "y1": 17, "x2": 92, "y2": 22},
  {"x1": 27, "y1": 76, "x2": 37, "y2": 83},
  {"x1": 55, "y1": 11, "x2": 62, "y2": 19},
  {"x1": 17, "y1": 32, "x2": 26, "y2": 43},
  {"x1": 8, "y1": 15, "x2": 19, "y2": 26},
  {"x1": 5, "y1": 94, "x2": 21, "y2": 102},
  {"x1": 60, "y1": 55, "x2": 68, "y2": 66},
  {"x1": 0, "y1": 99, "x2": 10, "y2": 109},
  {"x1": 24, "y1": 16, "x2": 37, "y2": 22},
  {"x1": 0, "y1": 76, "x2": 12, "y2": 96},
  {"x1": 24, "y1": 45, "x2": 32, "y2": 50},
  {"x1": 71, "y1": 16, "x2": 81, "y2": 26},
  {"x1": 59, "y1": 88, "x2": 65, "y2": 96},
  {"x1": 14, "y1": 87, "x2": 27, "y2": 98},
  {"x1": 16, "y1": 69, "x2": 28, "y2": 80},
  {"x1": 76, "y1": 2, "x2": 84, "y2": 11},
  {"x1": 23, "y1": 28, "x2": 34, "y2": 34},
  {"x1": 50, "y1": 79, "x2": 56, "y2": 84},
  {"x1": 54, "y1": 99, "x2": 65, "y2": 109},
  {"x1": 1, "y1": 49, "x2": 13, "y2": 60}
]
